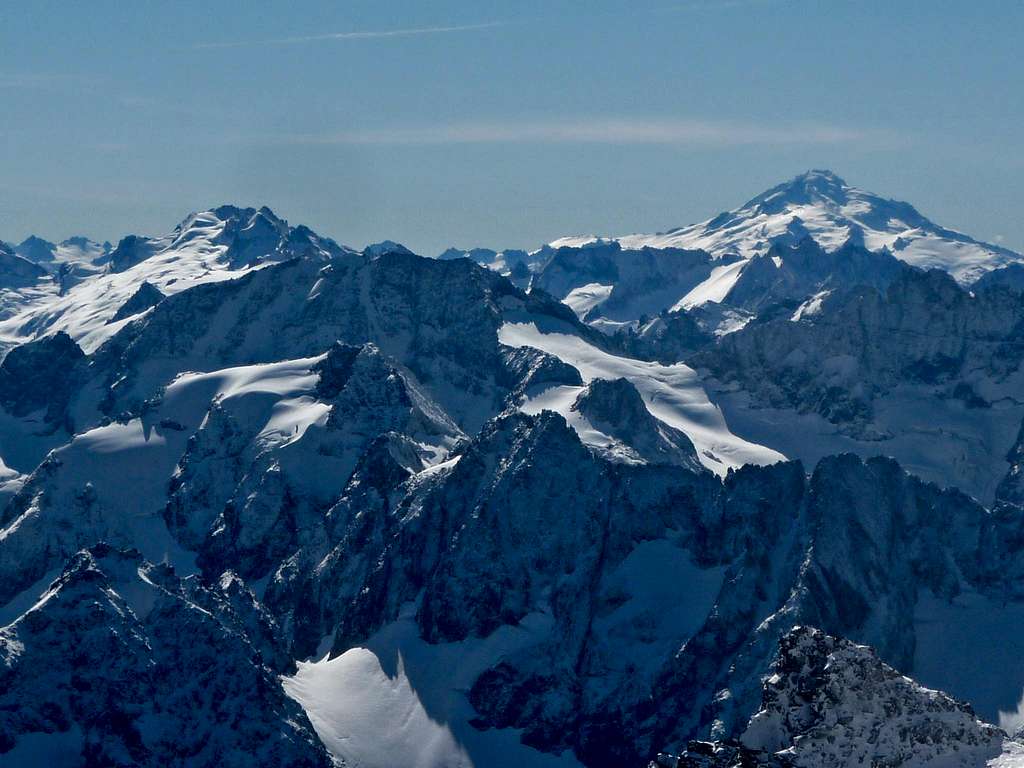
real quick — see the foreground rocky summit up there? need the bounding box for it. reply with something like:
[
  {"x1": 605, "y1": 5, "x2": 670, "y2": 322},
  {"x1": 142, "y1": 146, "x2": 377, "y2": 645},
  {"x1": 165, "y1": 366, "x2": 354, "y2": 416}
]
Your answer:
[
  {"x1": 0, "y1": 544, "x2": 331, "y2": 768},
  {"x1": 656, "y1": 626, "x2": 1021, "y2": 768}
]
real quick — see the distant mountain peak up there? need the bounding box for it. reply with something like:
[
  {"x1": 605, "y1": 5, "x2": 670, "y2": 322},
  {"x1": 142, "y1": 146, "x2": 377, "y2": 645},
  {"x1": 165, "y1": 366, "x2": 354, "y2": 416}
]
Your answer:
[
  {"x1": 364, "y1": 240, "x2": 415, "y2": 258},
  {"x1": 752, "y1": 168, "x2": 852, "y2": 208},
  {"x1": 552, "y1": 170, "x2": 1022, "y2": 284}
]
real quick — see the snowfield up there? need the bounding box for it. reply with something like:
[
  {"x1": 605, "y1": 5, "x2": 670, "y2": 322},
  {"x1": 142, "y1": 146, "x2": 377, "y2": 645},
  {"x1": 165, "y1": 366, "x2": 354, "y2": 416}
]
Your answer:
[
  {"x1": 498, "y1": 320, "x2": 784, "y2": 474},
  {"x1": 284, "y1": 611, "x2": 582, "y2": 768}
]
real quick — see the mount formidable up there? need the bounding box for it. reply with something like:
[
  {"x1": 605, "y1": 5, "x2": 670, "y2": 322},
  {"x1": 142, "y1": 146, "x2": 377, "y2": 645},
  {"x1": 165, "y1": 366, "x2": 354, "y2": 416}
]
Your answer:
[{"x1": 2, "y1": 173, "x2": 1024, "y2": 768}]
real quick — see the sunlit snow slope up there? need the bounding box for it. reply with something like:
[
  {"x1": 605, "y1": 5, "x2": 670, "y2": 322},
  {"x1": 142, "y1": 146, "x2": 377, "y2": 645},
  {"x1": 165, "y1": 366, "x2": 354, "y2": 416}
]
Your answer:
[
  {"x1": 498, "y1": 321, "x2": 784, "y2": 473},
  {"x1": 550, "y1": 170, "x2": 1021, "y2": 285}
]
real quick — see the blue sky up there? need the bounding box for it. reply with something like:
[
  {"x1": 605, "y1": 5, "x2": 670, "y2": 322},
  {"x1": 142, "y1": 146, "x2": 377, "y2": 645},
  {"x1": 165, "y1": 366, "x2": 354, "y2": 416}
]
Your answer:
[{"x1": 2, "y1": 0, "x2": 1022, "y2": 254}]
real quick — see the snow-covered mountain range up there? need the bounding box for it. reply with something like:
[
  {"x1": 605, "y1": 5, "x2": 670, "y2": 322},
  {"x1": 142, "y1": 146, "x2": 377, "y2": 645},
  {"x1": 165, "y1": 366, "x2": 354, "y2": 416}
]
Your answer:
[{"x1": 3, "y1": 174, "x2": 1024, "y2": 768}]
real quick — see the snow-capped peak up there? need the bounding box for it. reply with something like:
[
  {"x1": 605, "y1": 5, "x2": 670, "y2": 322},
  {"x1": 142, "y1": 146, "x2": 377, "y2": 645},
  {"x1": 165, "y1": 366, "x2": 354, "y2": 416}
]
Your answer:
[
  {"x1": 0, "y1": 204, "x2": 354, "y2": 353},
  {"x1": 363, "y1": 240, "x2": 415, "y2": 258},
  {"x1": 14, "y1": 234, "x2": 110, "y2": 266},
  {"x1": 746, "y1": 168, "x2": 853, "y2": 209},
  {"x1": 552, "y1": 170, "x2": 1022, "y2": 284}
]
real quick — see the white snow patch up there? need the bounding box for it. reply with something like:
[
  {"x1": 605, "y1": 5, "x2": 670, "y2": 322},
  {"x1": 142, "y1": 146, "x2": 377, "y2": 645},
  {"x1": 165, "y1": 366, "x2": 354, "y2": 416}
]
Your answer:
[
  {"x1": 673, "y1": 259, "x2": 747, "y2": 311},
  {"x1": 519, "y1": 384, "x2": 644, "y2": 464},
  {"x1": 562, "y1": 283, "x2": 613, "y2": 318},
  {"x1": 790, "y1": 290, "x2": 831, "y2": 321},
  {"x1": 283, "y1": 612, "x2": 581, "y2": 768}
]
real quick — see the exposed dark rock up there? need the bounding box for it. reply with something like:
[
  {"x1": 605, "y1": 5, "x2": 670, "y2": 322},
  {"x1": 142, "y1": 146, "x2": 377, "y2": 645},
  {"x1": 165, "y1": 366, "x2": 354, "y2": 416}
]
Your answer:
[
  {"x1": 0, "y1": 331, "x2": 85, "y2": 422},
  {"x1": 0, "y1": 544, "x2": 331, "y2": 768},
  {"x1": 109, "y1": 280, "x2": 164, "y2": 322}
]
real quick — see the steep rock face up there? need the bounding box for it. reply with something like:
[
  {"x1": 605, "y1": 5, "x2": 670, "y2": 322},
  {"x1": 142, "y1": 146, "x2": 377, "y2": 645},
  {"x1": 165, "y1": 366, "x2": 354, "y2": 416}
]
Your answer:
[
  {"x1": 270, "y1": 403, "x2": 796, "y2": 762},
  {"x1": 266, "y1": 410, "x2": 634, "y2": 656},
  {"x1": 623, "y1": 310, "x2": 713, "y2": 363},
  {"x1": 0, "y1": 242, "x2": 48, "y2": 289},
  {"x1": 532, "y1": 240, "x2": 719, "y2": 328},
  {"x1": 261, "y1": 410, "x2": 1024, "y2": 768},
  {"x1": 172, "y1": 342, "x2": 462, "y2": 581},
  {"x1": 571, "y1": 377, "x2": 702, "y2": 469},
  {"x1": 262, "y1": 430, "x2": 429, "y2": 657},
  {"x1": 265, "y1": 408, "x2": 729, "y2": 741},
  {"x1": 719, "y1": 238, "x2": 906, "y2": 314},
  {"x1": 694, "y1": 266, "x2": 1024, "y2": 502},
  {"x1": 439, "y1": 247, "x2": 538, "y2": 288},
  {"x1": 643, "y1": 453, "x2": 1015, "y2": 763},
  {"x1": 660, "y1": 626, "x2": 1013, "y2": 768},
  {"x1": 470, "y1": 456, "x2": 805, "y2": 767},
  {"x1": 498, "y1": 344, "x2": 584, "y2": 401},
  {"x1": 0, "y1": 544, "x2": 331, "y2": 768},
  {"x1": 12, "y1": 235, "x2": 58, "y2": 264},
  {"x1": 107, "y1": 234, "x2": 162, "y2": 273},
  {"x1": 974, "y1": 263, "x2": 1024, "y2": 294},
  {"x1": 996, "y1": 420, "x2": 1024, "y2": 510},
  {"x1": 109, "y1": 280, "x2": 164, "y2": 322},
  {"x1": 0, "y1": 331, "x2": 85, "y2": 423},
  {"x1": 698, "y1": 268, "x2": 1024, "y2": 422}
]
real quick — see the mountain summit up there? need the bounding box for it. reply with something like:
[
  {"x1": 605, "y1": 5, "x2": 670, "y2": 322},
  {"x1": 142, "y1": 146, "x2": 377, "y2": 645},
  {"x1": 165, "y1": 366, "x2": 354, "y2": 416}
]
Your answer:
[{"x1": 551, "y1": 170, "x2": 1021, "y2": 284}]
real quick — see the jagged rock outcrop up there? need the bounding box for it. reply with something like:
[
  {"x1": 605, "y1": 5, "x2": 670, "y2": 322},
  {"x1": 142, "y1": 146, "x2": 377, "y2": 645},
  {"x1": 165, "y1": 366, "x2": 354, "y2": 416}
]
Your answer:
[
  {"x1": 173, "y1": 342, "x2": 462, "y2": 580},
  {"x1": 623, "y1": 310, "x2": 713, "y2": 363},
  {"x1": 698, "y1": 267, "x2": 1024, "y2": 428},
  {"x1": 571, "y1": 377, "x2": 703, "y2": 469},
  {"x1": 499, "y1": 344, "x2": 584, "y2": 401},
  {"x1": 0, "y1": 331, "x2": 85, "y2": 423},
  {"x1": 109, "y1": 280, "x2": 164, "y2": 322},
  {"x1": 658, "y1": 626, "x2": 1013, "y2": 768},
  {"x1": 641, "y1": 452, "x2": 1023, "y2": 766},
  {"x1": 0, "y1": 241, "x2": 47, "y2": 289},
  {"x1": 0, "y1": 544, "x2": 331, "y2": 768}
]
